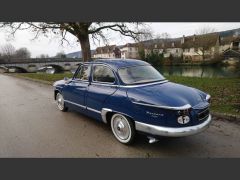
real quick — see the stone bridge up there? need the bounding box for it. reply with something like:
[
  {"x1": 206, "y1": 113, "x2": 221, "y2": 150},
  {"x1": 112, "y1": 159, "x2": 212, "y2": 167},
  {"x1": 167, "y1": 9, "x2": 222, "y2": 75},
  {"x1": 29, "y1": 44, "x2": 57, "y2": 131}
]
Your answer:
[{"x1": 0, "y1": 58, "x2": 83, "y2": 73}]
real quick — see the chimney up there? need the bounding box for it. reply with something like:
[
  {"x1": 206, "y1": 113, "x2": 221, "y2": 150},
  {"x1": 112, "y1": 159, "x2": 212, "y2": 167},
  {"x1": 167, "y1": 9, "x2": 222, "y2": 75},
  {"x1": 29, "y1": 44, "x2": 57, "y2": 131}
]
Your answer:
[{"x1": 181, "y1": 35, "x2": 185, "y2": 44}]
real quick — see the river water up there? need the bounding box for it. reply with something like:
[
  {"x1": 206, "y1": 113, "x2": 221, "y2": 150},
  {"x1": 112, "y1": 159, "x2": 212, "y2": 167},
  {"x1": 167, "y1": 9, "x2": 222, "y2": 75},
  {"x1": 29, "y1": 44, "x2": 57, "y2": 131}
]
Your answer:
[{"x1": 157, "y1": 65, "x2": 240, "y2": 78}]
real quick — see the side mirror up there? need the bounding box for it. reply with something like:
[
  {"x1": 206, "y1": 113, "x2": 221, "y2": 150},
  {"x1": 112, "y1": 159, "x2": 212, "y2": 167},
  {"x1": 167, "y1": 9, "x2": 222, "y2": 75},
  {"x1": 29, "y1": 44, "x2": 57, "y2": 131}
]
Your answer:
[{"x1": 64, "y1": 77, "x2": 71, "y2": 84}]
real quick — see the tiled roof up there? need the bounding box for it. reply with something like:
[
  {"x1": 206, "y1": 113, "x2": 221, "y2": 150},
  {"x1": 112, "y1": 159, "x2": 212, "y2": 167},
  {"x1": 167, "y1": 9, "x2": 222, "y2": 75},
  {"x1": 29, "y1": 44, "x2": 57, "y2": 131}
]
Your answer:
[
  {"x1": 93, "y1": 28, "x2": 240, "y2": 52},
  {"x1": 95, "y1": 45, "x2": 120, "y2": 54},
  {"x1": 120, "y1": 43, "x2": 139, "y2": 48},
  {"x1": 181, "y1": 33, "x2": 219, "y2": 49}
]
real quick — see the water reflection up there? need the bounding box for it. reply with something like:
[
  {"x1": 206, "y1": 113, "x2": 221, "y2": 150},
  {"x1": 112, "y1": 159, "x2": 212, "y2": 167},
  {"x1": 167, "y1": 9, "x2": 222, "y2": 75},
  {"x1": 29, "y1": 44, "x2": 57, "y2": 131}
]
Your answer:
[{"x1": 157, "y1": 65, "x2": 240, "y2": 78}]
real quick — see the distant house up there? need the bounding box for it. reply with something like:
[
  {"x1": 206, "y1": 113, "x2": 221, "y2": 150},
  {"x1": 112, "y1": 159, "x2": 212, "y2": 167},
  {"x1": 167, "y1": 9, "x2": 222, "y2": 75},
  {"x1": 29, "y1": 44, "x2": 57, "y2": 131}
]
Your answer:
[
  {"x1": 93, "y1": 45, "x2": 121, "y2": 59},
  {"x1": 182, "y1": 32, "x2": 240, "y2": 61},
  {"x1": 181, "y1": 34, "x2": 219, "y2": 61},
  {"x1": 145, "y1": 40, "x2": 183, "y2": 58},
  {"x1": 90, "y1": 28, "x2": 240, "y2": 62},
  {"x1": 120, "y1": 43, "x2": 139, "y2": 59}
]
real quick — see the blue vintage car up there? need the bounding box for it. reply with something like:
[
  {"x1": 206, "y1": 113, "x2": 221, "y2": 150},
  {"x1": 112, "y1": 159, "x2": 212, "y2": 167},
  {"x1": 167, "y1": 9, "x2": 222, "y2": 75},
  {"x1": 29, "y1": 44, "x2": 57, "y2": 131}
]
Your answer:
[{"x1": 53, "y1": 59, "x2": 212, "y2": 144}]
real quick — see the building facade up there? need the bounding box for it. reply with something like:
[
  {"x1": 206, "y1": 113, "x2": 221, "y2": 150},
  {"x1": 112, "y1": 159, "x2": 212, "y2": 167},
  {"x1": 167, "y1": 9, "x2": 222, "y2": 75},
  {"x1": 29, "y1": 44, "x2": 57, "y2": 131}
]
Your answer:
[
  {"x1": 144, "y1": 31, "x2": 240, "y2": 62},
  {"x1": 93, "y1": 28, "x2": 240, "y2": 62},
  {"x1": 120, "y1": 43, "x2": 139, "y2": 59},
  {"x1": 93, "y1": 45, "x2": 121, "y2": 59}
]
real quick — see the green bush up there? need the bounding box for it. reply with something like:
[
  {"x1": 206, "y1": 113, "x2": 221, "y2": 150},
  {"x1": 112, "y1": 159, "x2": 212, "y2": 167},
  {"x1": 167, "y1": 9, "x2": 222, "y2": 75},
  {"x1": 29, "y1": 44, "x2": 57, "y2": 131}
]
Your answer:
[{"x1": 144, "y1": 50, "x2": 164, "y2": 67}]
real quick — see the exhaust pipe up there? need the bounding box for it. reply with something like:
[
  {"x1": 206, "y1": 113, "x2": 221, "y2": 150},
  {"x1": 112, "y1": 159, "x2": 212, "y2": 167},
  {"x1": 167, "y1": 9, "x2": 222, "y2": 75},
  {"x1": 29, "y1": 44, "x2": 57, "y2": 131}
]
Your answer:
[{"x1": 147, "y1": 136, "x2": 159, "y2": 144}]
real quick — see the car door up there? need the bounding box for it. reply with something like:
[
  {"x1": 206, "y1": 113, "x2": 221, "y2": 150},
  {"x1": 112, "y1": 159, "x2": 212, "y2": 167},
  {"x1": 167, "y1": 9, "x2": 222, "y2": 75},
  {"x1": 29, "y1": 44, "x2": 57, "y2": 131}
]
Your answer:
[
  {"x1": 63, "y1": 64, "x2": 91, "y2": 109},
  {"x1": 86, "y1": 64, "x2": 118, "y2": 113}
]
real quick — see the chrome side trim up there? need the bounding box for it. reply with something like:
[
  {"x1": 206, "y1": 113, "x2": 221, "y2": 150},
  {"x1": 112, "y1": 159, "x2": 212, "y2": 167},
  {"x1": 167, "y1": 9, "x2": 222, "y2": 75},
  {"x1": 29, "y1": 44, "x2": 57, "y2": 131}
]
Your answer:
[
  {"x1": 132, "y1": 101, "x2": 192, "y2": 110},
  {"x1": 87, "y1": 107, "x2": 101, "y2": 114},
  {"x1": 71, "y1": 80, "x2": 89, "y2": 84},
  {"x1": 64, "y1": 100, "x2": 86, "y2": 109},
  {"x1": 101, "y1": 108, "x2": 112, "y2": 123},
  {"x1": 64, "y1": 100, "x2": 102, "y2": 114},
  {"x1": 135, "y1": 114, "x2": 212, "y2": 137},
  {"x1": 91, "y1": 82, "x2": 118, "y2": 87},
  {"x1": 119, "y1": 80, "x2": 168, "y2": 88}
]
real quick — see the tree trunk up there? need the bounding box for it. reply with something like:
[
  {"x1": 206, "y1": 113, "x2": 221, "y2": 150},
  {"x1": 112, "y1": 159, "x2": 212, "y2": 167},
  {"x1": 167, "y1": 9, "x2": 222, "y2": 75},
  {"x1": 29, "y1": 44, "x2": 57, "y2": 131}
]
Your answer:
[
  {"x1": 202, "y1": 50, "x2": 205, "y2": 61},
  {"x1": 78, "y1": 33, "x2": 91, "y2": 62}
]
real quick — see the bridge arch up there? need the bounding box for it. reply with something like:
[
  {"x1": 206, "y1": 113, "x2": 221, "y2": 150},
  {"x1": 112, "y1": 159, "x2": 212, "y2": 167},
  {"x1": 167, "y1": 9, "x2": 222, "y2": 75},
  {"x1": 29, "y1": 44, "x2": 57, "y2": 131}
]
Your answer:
[
  {"x1": 0, "y1": 66, "x2": 8, "y2": 73},
  {"x1": 6, "y1": 66, "x2": 28, "y2": 73},
  {"x1": 38, "y1": 64, "x2": 65, "y2": 73},
  {"x1": 27, "y1": 64, "x2": 38, "y2": 72}
]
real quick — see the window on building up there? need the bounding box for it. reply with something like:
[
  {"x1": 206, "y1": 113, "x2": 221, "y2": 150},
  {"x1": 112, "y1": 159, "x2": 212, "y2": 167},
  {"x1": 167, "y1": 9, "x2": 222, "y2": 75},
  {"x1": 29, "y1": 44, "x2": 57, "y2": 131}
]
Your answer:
[{"x1": 92, "y1": 65, "x2": 115, "y2": 83}]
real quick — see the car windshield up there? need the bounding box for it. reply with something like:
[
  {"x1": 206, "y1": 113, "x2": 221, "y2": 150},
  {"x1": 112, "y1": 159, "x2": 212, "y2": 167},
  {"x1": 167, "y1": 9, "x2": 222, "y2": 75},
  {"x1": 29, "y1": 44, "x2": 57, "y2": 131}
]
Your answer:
[{"x1": 118, "y1": 65, "x2": 165, "y2": 85}]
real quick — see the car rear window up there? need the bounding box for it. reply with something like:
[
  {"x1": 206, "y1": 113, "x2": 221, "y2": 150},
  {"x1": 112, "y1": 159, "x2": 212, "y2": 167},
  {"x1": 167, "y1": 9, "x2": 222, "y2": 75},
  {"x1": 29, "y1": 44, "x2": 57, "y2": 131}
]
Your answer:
[{"x1": 118, "y1": 65, "x2": 165, "y2": 85}]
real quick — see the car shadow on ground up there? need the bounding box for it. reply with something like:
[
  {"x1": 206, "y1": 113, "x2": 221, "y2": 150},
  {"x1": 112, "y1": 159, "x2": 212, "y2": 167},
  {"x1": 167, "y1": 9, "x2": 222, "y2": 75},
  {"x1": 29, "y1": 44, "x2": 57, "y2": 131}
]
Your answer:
[{"x1": 68, "y1": 109, "x2": 210, "y2": 157}]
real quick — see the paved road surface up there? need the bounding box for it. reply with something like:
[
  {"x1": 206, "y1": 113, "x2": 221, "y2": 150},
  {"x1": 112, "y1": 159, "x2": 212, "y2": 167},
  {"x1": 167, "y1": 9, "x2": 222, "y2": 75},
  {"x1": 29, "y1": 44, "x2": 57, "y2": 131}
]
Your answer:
[{"x1": 0, "y1": 74, "x2": 240, "y2": 157}]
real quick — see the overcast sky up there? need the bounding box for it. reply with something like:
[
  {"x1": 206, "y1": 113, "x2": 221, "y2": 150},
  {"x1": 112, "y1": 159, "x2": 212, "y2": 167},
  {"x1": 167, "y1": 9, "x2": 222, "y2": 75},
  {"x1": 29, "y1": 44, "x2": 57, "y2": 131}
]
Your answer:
[{"x1": 0, "y1": 22, "x2": 240, "y2": 57}]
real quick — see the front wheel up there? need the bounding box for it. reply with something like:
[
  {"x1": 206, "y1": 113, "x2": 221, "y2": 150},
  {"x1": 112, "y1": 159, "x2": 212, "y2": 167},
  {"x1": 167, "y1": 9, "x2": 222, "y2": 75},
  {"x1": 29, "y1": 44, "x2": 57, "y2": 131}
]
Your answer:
[
  {"x1": 56, "y1": 92, "x2": 68, "y2": 112},
  {"x1": 111, "y1": 113, "x2": 135, "y2": 144}
]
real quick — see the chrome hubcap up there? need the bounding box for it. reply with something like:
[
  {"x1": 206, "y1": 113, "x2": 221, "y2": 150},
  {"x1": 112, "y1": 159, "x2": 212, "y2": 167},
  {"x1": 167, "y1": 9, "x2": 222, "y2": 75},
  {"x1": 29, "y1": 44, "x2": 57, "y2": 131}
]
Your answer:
[
  {"x1": 112, "y1": 115, "x2": 130, "y2": 140},
  {"x1": 56, "y1": 94, "x2": 64, "y2": 110}
]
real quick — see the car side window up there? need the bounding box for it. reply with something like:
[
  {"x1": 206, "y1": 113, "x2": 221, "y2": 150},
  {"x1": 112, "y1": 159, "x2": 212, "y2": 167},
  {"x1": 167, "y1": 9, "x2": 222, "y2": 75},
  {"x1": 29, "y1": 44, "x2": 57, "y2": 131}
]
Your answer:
[
  {"x1": 92, "y1": 65, "x2": 115, "y2": 83},
  {"x1": 75, "y1": 65, "x2": 91, "y2": 81}
]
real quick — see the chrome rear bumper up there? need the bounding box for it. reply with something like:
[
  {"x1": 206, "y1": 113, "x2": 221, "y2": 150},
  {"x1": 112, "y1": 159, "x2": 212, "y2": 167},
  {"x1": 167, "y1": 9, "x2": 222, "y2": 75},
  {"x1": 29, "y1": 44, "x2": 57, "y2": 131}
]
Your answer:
[{"x1": 135, "y1": 115, "x2": 212, "y2": 137}]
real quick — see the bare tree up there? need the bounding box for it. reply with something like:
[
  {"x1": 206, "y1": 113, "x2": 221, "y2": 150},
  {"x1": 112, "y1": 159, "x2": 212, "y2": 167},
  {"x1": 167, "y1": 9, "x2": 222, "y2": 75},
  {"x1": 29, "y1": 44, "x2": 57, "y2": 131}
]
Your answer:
[
  {"x1": 0, "y1": 43, "x2": 16, "y2": 60},
  {"x1": 55, "y1": 51, "x2": 66, "y2": 58},
  {"x1": 155, "y1": 32, "x2": 171, "y2": 40},
  {"x1": 37, "y1": 54, "x2": 49, "y2": 58},
  {"x1": 154, "y1": 32, "x2": 171, "y2": 53},
  {"x1": 0, "y1": 22, "x2": 151, "y2": 62},
  {"x1": 194, "y1": 26, "x2": 216, "y2": 60},
  {"x1": 195, "y1": 26, "x2": 216, "y2": 35},
  {"x1": 0, "y1": 52, "x2": 3, "y2": 63},
  {"x1": 15, "y1": 47, "x2": 31, "y2": 58}
]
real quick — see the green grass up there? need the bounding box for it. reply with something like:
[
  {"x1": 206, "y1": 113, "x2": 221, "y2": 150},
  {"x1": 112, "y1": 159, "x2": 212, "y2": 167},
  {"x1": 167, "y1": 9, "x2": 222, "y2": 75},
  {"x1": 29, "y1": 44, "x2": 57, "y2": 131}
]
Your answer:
[
  {"x1": 13, "y1": 73, "x2": 240, "y2": 116},
  {"x1": 15, "y1": 72, "x2": 73, "y2": 83},
  {"x1": 166, "y1": 76, "x2": 240, "y2": 116}
]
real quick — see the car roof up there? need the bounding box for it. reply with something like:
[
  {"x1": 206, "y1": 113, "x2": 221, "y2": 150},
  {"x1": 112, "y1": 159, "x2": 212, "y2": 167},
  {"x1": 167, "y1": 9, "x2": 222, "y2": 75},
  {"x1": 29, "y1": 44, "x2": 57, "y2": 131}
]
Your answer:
[{"x1": 85, "y1": 59, "x2": 150, "y2": 71}]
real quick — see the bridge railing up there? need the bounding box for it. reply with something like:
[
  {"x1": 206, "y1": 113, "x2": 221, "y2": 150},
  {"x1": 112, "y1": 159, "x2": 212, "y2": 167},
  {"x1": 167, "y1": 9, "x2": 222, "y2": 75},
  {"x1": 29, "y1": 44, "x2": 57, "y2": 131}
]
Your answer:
[{"x1": 0, "y1": 58, "x2": 83, "y2": 64}]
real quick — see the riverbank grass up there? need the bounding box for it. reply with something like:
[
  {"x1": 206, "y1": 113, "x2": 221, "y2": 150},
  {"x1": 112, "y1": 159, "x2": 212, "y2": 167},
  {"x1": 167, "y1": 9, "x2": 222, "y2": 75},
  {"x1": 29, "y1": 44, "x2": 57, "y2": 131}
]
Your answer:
[
  {"x1": 166, "y1": 76, "x2": 240, "y2": 116},
  {"x1": 11, "y1": 73, "x2": 240, "y2": 116}
]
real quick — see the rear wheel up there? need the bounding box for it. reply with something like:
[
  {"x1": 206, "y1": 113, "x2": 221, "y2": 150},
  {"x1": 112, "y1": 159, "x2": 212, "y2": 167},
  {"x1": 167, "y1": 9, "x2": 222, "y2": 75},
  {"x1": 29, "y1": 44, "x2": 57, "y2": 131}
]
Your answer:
[
  {"x1": 110, "y1": 113, "x2": 135, "y2": 144},
  {"x1": 56, "y1": 92, "x2": 68, "y2": 112}
]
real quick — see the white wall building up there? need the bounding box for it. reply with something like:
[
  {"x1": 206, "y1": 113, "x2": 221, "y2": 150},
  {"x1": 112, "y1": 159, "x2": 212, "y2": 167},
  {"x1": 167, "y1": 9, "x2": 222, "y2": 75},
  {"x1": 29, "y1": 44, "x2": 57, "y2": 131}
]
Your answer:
[{"x1": 120, "y1": 43, "x2": 139, "y2": 59}]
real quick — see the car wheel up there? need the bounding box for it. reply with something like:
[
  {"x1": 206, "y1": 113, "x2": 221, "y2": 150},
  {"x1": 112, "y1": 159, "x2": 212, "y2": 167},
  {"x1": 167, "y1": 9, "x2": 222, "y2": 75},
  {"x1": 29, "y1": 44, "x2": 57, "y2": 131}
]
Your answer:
[
  {"x1": 111, "y1": 113, "x2": 135, "y2": 144},
  {"x1": 56, "y1": 92, "x2": 68, "y2": 112}
]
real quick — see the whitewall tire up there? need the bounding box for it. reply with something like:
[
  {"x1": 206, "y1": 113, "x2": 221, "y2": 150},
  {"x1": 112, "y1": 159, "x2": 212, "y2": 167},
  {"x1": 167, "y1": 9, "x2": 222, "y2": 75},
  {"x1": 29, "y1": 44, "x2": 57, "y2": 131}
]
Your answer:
[
  {"x1": 56, "y1": 93, "x2": 68, "y2": 112},
  {"x1": 111, "y1": 113, "x2": 135, "y2": 144}
]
